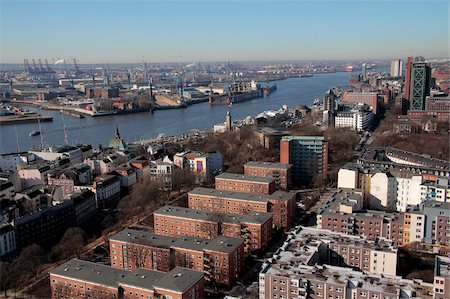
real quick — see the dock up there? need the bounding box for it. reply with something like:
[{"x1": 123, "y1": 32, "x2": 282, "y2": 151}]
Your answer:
[{"x1": 0, "y1": 114, "x2": 53, "y2": 125}]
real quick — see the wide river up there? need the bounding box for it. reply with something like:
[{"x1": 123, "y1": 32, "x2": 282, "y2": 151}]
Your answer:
[{"x1": 0, "y1": 72, "x2": 352, "y2": 153}]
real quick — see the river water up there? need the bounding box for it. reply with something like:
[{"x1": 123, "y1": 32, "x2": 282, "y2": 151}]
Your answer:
[{"x1": 0, "y1": 72, "x2": 351, "y2": 153}]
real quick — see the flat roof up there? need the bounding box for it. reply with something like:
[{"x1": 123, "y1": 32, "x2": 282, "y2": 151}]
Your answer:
[
  {"x1": 244, "y1": 161, "x2": 292, "y2": 170},
  {"x1": 51, "y1": 259, "x2": 203, "y2": 293},
  {"x1": 154, "y1": 205, "x2": 272, "y2": 224},
  {"x1": 281, "y1": 135, "x2": 325, "y2": 141},
  {"x1": 215, "y1": 172, "x2": 275, "y2": 184},
  {"x1": 203, "y1": 235, "x2": 244, "y2": 253},
  {"x1": 189, "y1": 187, "x2": 271, "y2": 203},
  {"x1": 50, "y1": 259, "x2": 128, "y2": 289},
  {"x1": 110, "y1": 229, "x2": 244, "y2": 254},
  {"x1": 152, "y1": 267, "x2": 204, "y2": 293}
]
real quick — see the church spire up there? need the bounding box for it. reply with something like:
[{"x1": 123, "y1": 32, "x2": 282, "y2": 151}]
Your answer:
[{"x1": 115, "y1": 125, "x2": 121, "y2": 139}]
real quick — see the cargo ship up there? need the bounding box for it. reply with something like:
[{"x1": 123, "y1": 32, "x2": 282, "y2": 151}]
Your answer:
[
  {"x1": 208, "y1": 89, "x2": 263, "y2": 105},
  {"x1": 263, "y1": 83, "x2": 277, "y2": 96}
]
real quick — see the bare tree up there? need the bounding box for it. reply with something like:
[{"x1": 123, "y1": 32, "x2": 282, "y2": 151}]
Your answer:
[
  {"x1": 50, "y1": 227, "x2": 87, "y2": 261},
  {"x1": 17, "y1": 244, "x2": 45, "y2": 279}
]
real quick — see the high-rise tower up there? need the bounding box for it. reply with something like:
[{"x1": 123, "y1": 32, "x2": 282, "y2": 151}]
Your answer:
[{"x1": 405, "y1": 57, "x2": 432, "y2": 111}]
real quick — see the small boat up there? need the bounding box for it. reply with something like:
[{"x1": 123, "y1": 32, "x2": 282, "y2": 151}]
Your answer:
[{"x1": 29, "y1": 130, "x2": 40, "y2": 136}]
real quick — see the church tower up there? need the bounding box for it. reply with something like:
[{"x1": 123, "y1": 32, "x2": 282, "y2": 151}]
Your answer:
[{"x1": 225, "y1": 110, "x2": 232, "y2": 131}]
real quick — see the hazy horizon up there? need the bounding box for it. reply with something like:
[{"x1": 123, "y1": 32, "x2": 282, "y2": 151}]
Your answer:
[{"x1": 1, "y1": 0, "x2": 448, "y2": 64}]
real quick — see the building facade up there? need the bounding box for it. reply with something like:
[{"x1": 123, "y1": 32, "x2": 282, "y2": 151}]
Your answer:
[
  {"x1": 109, "y1": 229, "x2": 245, "y2": 286},
  {"x1": 280, "y1": 136, "x2": 329, "y2": 185},
  {"x1": 243, "y1": 161, "x2": 293, "y2": 190},
  {"x1": 153, "y1": 205, "x2": 273, "y2": 252},
  {"x1": 188, "y1": 187, "x2": 295, "y2": 229},
  {"x1": 215, "y1": 173, "x2": 276, "y2": 195},
  {"x1": 50, "y1": 259, "x2": 205, "y2": 299},
  {"x1": 93, "y1": 174, "x2": 121, "y2": 209}
]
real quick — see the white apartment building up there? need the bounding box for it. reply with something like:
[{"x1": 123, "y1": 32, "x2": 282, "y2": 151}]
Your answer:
[
  {"x1": 369, "y1": 248, "x2": 398, "y2": 276},
  {"x1": 0, "y1": 152, "x2": 36, "y2": 172},
  {"x1": 420, "y1": 177, "x2": 450, "y2": 203},
  {"x1": 337, "y1": 167, "x2": 359, "y2": 189},
  {"x1": 370, "y1": 172, "x2": 397, "y2": 211},
  {"x1": 150, "y1": 157, "x2": 174, "y2": 190},
  {"x1": 335, "y1": 104, "x2": 373, "y2": 132},
  {"x1": 393, "y1": 171, "x2": 423, "y2": 212}
]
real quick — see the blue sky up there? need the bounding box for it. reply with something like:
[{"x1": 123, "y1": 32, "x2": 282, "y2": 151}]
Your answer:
[{"x1": 1, "y1": 0, "x2": 448, "y2": 63}]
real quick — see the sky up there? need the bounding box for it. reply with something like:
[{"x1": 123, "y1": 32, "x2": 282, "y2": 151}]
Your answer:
[{"x1": 0, "y1": 0, "x2": 448, "y2": 63}]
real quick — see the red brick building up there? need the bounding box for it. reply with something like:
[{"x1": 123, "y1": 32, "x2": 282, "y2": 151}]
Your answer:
[
  {"x1": 407, "y1": 110, "x2": 450, "y2": 122},
  {"x1": 243, "y1": 161, "x2": 293, "y2": 190},
  {"x1": 153, "y1": 205, "x2": 273, "y2": 252},
  {"x1": 342, "y1": 91, "x2": 379, "y2": 114},
  {"x1": 188, "y1": 187, "x2": 269, "y2": 215},
  {"x1": 318, "y1": 204, "x2": 404, "y2": 247},
  {"x1": 215, "y1": 172, "x2": 276, "y2": 195},
  {"x1": 49, "y1": 259, "x2": 204, "y2": 299},
  {"x1": 188, "y1": 187, "x2": 295, "y2": 229},
  {"x1": 109, "y1": 229, "x2": 245, "y2": 286},
  {"x1": 268, "y1": 191, "x2": 297, "y2": 229}
]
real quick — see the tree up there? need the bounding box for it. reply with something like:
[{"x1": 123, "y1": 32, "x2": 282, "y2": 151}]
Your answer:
[
  {"x1": 130, "y1": 178, "x2": 164, "y2": 211},
  {"x1": 50, "y1": 227, "x2": 87, "y2": 261},
  {"x1": 0, "y1": 262, "x2": 12, "y2": 297},
  {"x1": 17, "y1": 244, "x2": 45, "y2": 279},
  {"x1": 172, "y1": 168, "x2": 196, "y2": 195}
]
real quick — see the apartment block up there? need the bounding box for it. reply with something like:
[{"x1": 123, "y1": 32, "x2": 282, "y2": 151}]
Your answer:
[
  {"x1": 188, "y1": 187, "x2": 269, "y2": 215},
  {"x1": 13, "y1": 200, "x2": 75, "y2": 250},
  {"x1": 403, "y1": 210, "x2": 425, "y2": 246},
  {"x1": 109, "y1": 229, "x2": 245, "y2": 286},
  {"x1": 384, "y1": 147, "x2": 449, "y2": 171},
  {"x1": 215, "y1": 172, "x2": 276, "y2": 195},
  {"x1": 392, "y1": 170, "x2": 423, "y2": 212},
  {"x1": 244, "y1": 161, "x2": 293, "y2": 190},
  {"x1": 280, "y1": 136, "x2": 328, "y2": 185},
  {"x1": 258, "y1": 227, "x2": 431, "y2": 299},
  {"x1": 420, "y1": 177, "x2": 450, "y2": 203},
  {"x1": 188, "y1": 187, "x2": 295, "y2": 229},
  {"x1": 174, "y1": 151, "x2": 222, "y2": 182},
  {"x1": 153, "y1": 205, "x2": 273, "y2": 252},
  {"x1": 93, "y1": 173, "x2": 121, "y2": 209},
  {"x1": 421, "y1": 201, "x2": 450, "y2": 254},
  {"x1": 50, "y1": 259, "x2": 204, "y2": 299},
  {"x1": 369, "y1": 172, "x2": 396, "y2": 211},
  {"x1": 316, "y1": 189, "x2": 405, "y2": 247}
]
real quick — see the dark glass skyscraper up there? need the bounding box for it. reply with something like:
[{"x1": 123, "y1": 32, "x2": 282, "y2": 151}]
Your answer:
[{"x1": 406, "y1": 57, "x2": 432, "y2": 111}]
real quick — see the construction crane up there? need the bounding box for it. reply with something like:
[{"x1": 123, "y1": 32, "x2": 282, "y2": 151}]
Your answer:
[
  {"x1": 73, "y1": 58, "x2": 80, "y2": 78},
  {"x1": 38, "y1": 59, "x2": 45, "y2": 71},
  {"x1": 23, "y1": 59, "x2": 32, "y2": 74},
  {"x1": 32, "y1": 59, "x2": 38, "y2": 72},
  {"x1": 44, "y1": 59, "x2": 52, "y2": 71}
]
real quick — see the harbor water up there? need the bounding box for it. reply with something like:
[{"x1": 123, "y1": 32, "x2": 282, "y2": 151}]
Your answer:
[{"x1": 0, "y1": 72, "x2": 351, "y2": 153}]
